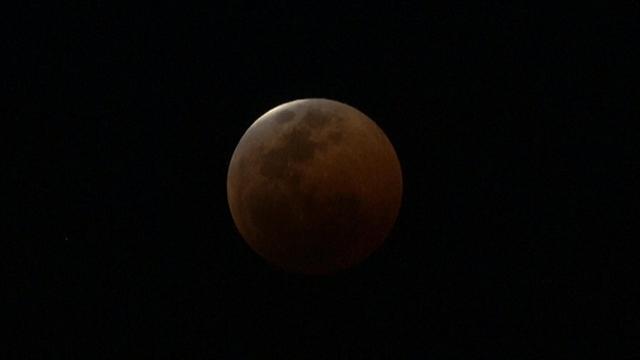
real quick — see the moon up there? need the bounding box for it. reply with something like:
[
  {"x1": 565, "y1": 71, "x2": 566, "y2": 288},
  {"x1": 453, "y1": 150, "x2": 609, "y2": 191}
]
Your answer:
[{"x1": 227, "y1": 99, "x2": 402, "y2": 274}]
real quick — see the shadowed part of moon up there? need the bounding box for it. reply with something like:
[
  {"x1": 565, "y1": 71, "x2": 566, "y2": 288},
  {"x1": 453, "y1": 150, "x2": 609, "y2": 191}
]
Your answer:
[
  {"x1": 227, "y1": 98, "x2": 402, "y2": 274},
  {"x1": 326, "y1": 130, "x2": 343, "y2": 144},
  {"x1": 246, "y1": 187, "x2": 364, "y2": 272}
]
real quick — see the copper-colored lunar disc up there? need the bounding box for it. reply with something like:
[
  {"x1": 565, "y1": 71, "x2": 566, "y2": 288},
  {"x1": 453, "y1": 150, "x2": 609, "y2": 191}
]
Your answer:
[{"x1": 227, "y1": 99, "x2": 402, "y2": 274}]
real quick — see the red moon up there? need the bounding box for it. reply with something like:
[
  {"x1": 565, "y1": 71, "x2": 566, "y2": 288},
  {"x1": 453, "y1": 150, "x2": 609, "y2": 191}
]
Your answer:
[{"x1": 227, "y1": 99, "x2": 402, "y2": 274}]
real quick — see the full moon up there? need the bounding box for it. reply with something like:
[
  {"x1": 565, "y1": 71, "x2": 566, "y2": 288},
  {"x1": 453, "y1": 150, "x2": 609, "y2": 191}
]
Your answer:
[{"x1": 227, "y1": 99, "x2": 402, "y2": 274}]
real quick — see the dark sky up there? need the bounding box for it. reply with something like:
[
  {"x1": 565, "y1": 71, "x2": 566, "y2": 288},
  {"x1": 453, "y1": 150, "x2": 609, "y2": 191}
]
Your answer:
[{"x1": 7, "y1": 2, "x2": 640, "y2": 358}]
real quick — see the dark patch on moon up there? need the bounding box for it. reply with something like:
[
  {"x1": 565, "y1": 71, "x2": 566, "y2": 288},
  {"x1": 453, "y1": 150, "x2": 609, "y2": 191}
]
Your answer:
[
  {"x1": 286, "y1": 126, "x2": 328, "y2": 161},
  {"x1": 304, "y1": 107, "x2": 334, "y2": 129},
  {"x1": 258, "y1": 124, "x2": 329, "y2": 182},
  {"x1": 272, "y1": 109, "x2": 296, "y2": 124}
]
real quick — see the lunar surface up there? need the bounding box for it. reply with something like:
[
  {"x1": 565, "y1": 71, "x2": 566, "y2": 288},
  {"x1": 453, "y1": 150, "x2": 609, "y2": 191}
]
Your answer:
[{"x1": 227, "y1": 99, "x2": 402, "y2": 274}]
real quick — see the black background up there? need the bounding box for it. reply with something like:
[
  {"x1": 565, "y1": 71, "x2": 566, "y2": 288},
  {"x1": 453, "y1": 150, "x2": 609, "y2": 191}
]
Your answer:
[{"x1": 6, "y1": 2, "x2": 640, "y2": 358}]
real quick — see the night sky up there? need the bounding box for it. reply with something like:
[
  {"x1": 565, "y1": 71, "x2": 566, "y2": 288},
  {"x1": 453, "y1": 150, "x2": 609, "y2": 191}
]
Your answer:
[{"x1": 7, "y1": 2, "x2": 640, "y2": 358}]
